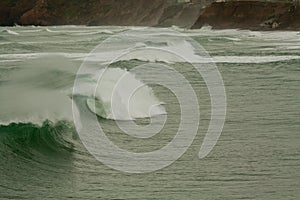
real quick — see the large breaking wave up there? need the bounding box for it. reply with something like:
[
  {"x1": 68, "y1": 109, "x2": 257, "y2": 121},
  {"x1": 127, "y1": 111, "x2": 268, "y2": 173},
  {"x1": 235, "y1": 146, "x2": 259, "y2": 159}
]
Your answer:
[{"x1": 0, "y1": 55, "x2": 166, "y2": 126}]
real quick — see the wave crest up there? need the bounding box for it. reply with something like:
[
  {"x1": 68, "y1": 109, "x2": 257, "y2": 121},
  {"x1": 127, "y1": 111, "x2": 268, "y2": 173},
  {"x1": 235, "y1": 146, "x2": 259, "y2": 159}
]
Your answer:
[{"x1": 0, "y1": 121, "x2": 77, "y2": 157}]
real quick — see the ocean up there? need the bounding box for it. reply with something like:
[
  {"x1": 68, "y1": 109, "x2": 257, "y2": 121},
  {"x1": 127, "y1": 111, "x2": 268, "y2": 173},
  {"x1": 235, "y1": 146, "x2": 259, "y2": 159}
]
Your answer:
[{"x1": 0, "y1": 26, "x2": 299, "y2": 199}]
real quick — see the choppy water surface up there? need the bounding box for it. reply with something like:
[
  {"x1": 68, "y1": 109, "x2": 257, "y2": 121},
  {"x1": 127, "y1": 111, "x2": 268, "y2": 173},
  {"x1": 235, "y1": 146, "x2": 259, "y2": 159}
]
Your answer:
[{"x1": 0, "y1": 26, "x2": 299, "y2": 199}]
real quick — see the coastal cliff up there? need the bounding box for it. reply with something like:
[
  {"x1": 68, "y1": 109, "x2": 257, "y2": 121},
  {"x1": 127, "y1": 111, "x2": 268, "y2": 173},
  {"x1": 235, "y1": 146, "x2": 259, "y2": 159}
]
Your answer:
[
  {"x1": 192, "y1": 1, "x2": 300, "y2": 30},
  {"x1": 0, "y1": 0, "x2": 299, "y2": 30},
  {"x1": 0, "y1": 0, "x2": 203, "y2": 27}
]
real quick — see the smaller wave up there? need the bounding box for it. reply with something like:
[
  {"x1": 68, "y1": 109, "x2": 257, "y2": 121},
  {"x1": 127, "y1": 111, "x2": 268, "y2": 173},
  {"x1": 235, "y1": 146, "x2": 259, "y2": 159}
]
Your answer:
[
  {"x1": 72, "y1": 30, "x2": 114, "y2": 36},
  {"x1": 211, "y1": 55, "x2": 300, "y2": 63},
  {"x1": 45, "y1": 27, "x2": 92, "y2": 33},
  {"x1": 2, "y1": 29, "x2": 19, "y2": 35},
  {"x1": 286, "y1": 46, "x2": 300, "y2": 50},
  {"x1": 0, "y1": 53, "x2": 87, "y2": 60},
  {"x1": 84, "y1": 39, "x2": 204, "y2": 64},
  {"x1": 45, "y1": 28, "x2": 113, "y2": 35},
  {"x1": 177, "y1": 24, "x2": 213, "y2": 32},
  {"x1": 45, "y1": 28, "x2": 58, "y2": 33},
  {"x1": 223, "y1": 37, "x2": 242, "y2": 41},
  {"x1": 19, "y1": 29, "x2": 43, "y2": 33},
  {"x1": 0, "y1": 59, "x2": 21, "y2": 63}
]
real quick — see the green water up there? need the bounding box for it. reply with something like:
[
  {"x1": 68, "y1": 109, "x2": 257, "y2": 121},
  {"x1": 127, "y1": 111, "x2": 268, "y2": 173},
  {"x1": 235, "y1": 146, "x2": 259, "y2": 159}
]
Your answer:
[{"x1": 0, "y1": 26, "x2": 299, "y2": 199}]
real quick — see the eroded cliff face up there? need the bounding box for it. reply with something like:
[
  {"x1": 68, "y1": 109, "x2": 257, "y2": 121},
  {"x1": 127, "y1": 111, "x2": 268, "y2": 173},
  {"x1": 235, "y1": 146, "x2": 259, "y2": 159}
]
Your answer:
[
  {"x1": 0, "y1": 0, "x2": 299, "y2": 30},
  {"x1": 0, "y1": 0, "x2": 37, "y2": 26},
  {"x1": 0, "y1": 0, "x2": 202, "y2": 27},
  {"x1": 192, "y1": 1, "x2": 300, "y2": 30}
]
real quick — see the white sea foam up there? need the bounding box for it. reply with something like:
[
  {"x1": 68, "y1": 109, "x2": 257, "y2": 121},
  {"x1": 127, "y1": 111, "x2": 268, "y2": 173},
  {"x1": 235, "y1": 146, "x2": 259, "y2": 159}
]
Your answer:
[
  {"x1": 46, "y1": 28, "x2": 114, "y2": 35},
  {"x1": 0, "y1": 56, "x2": 78, "y2": 125},
  {"x1": 19, "y1": 29, "x2": 43, "y2": 33},
  {"x1": 72, "y1": 30, "x2": 114, "y2": 35},
  {"x1": 211, "y1": 55, "x2": 300, "y2": 63},
  {"x1": 82, "y1": 68, "x2": 166, "y2": 120},
  {"x1": 0, "y1": 53, "x2": 87, "y2": 60},
  {"x1": 0, "y1": 59, "x2": 21, "y2": 63},
  {"x1": 1, "y1": 52, "x2": 299, "y2": 64}
]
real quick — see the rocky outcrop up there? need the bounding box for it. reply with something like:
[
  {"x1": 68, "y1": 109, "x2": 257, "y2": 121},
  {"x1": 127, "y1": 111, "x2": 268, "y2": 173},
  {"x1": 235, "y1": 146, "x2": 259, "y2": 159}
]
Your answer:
[
  {"x1": 158, "y1": 2, "x2": 202, "y2": 28},
  {"x1": 192, "y1": 1, "x2": 300, "y2": 30},
  {"x1": 19, "y1": 0, "x2": 58, "y2": 25},
  {"x1": 0, "y1": 0, "x2": 37, "y2": 26},
  {"x1": 0, "y1": 0, "x2": 202, "y2": 27},
  {"x1": 0, "y1": 0, "x2": 300, "y2": 30}
]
